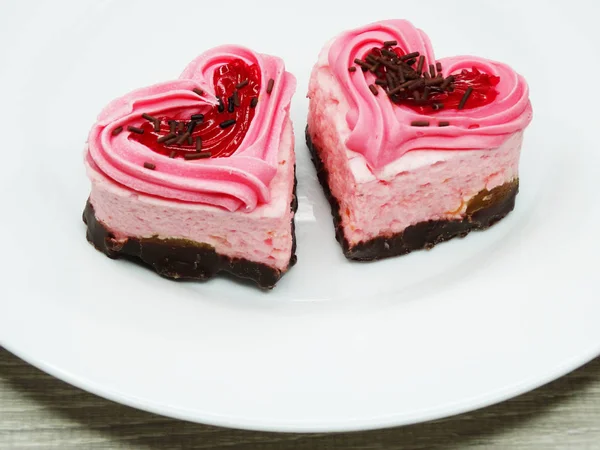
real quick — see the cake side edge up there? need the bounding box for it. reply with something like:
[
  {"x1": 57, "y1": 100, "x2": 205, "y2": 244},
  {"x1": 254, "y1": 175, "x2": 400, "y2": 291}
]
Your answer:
[
  {"x1": 82, "y1": 172, "x2": 298, "y2": 290},
  {"x1": 306, "y1": 127, "x2": 519, "y2": 261}
]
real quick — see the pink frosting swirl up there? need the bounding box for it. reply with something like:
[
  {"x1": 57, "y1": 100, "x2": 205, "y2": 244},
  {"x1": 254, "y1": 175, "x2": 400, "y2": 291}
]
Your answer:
[
  {"x1": 86, "y1": 45, "x2": 296, "y2": 212},
  {"x1": 328, "y1": 20, "x2": 533, "y2": 169}
]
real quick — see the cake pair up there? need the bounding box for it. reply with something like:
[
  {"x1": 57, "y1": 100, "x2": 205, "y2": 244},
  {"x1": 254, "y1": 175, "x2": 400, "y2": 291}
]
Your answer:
[{"x1": 83, "y1": 20, "x2": 533, "y2": 289}]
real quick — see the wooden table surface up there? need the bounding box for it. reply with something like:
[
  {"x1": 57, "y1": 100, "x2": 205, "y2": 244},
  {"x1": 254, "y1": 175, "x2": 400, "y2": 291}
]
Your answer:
[{"x1": 1, "y1": 349, "x2": 599, "y2": 450}]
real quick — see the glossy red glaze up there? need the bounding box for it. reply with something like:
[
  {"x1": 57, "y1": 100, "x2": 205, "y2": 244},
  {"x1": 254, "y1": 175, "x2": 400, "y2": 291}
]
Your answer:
[
  {"x1": 132, "y1": 59, "x2": 260, "y2": 159},
  {"x1": 362, "y1": 47, "x2": 500, "y2": 114},
  {"x1": 409, "y1": 67, "x2": 500, "y2": 113}
]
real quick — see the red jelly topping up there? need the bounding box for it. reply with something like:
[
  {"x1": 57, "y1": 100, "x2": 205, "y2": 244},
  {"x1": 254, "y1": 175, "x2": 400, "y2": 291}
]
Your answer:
[
  {"x1": 408, "y1": 68, "x2": 500, "y2": 113},
  {"x1": 132, "y1": 58, "x2": 260, "y2": 159},
  {"x1": 360, "y1": 46, "x2": 500, "y2": 114}
]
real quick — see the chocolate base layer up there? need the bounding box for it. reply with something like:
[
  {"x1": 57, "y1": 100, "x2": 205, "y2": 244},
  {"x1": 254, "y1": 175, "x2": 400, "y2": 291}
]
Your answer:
[
  {"x1": 83, "y1": 177, "x2": 298, "y2": 290},
  {"x1": 306, "y1": 128, "x2": 519, "y2": 261}
]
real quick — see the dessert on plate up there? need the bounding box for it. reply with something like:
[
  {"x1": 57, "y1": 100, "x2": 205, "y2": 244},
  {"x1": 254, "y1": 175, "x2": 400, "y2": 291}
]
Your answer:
[
  {"x1": 307, "y1": 20, "x2": 533, "y2": 260},
  {"x1": 83, "y1": 45, "x2": 297, "y2": 289}
]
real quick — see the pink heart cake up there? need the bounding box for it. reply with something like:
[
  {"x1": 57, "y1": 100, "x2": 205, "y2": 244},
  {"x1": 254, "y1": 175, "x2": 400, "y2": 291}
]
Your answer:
[
  {"x1": 307, "y1": 20, "x2": 533, "y2": 260},
  {"x1": 84, "y1": 45, "x2": 297, "y2": 288}
]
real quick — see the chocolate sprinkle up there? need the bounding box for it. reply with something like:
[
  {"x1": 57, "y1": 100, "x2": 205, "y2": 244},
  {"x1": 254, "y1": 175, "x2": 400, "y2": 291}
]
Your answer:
[
  {"x1": 436, "y1": 62, "x2": 443, "y2": 73},
  {"x1": 423, "y1": 87, "x2": 430, "y2": 101},
  {"x1": 397, "y1": 69, "x2": 406, "y2": 84},
  {"x1": 227, "y1": 97, "x2": 235, "y2": 113},
  {"x1": 193, "y1": 88, "x2": 204, "y2": 96},
  {"x1": 383, "y1": 40, "x2": 398, "y2": 47},
  {"x1": 236, "y1": 80, "x2": 249, "y2": 89},
  {"x1": 410, "y1": 79, "x2": 425, "y2": 91},
  {"x1": 169, "y1": 120, "x2": 176, "y2": 134},
  {"x1": 368, "y1": 84, "x2": 379, "y2": 96},
  {"x1": 191, "y1": 114, "x2": 204, "y2": 121},
  {"x1": 389, "y1": 83, "x2": 408, "y2": 96},
  {"x1": 112, "y1": 126, "x2": 123, "y2": 136},
  {"x1": 143, "y1": 162, "x2": 156, "y2": 170},
  {"x1": 220, "y1": 119, "x2": 236, "y2": 129},
  {"x1": 165, "y1": 136, "x2": 178, "y2": 145},
  {"x1": 440, "y1": 75, "x2": 455, "y2": 91},
  {"x1": 157, "y1": 132, "x2": 176, "y2": 143},
  {"x1": 438, "y1": 121, "x2": 450, "y2": 127},
  {"x1": 348, "y1": 66, "x2": 357, "y2": 72},
  {"x1": 175, "y1": 132, "x2": 190, "y2": 145},
  {"x1": 416, "y1": 55, "x2": 425, "y2": 74},
  {"x1": 386, "y1": 73, "x2": 396, "y2": 90},
  {"x1": 127, "y1": 126, "x2": 144, "y2": 135},
  {"x1": 250, "y1": 97, "x2": 258, "y2": 108},
  {"x1": 169, "y1": 150, "x2": 177, "y2": 158},
  {"x1": 184, "y1": 151, "x2": 211, "y2": 160},
  {"x1": 266, "y1": 78, "x2": 275, "y2": 95},
  {"x1": 425, "y1": 76, "x2": 444, "y2": 86},
  {"x1": 400, "y1": 51, "x2": 420, "y2": 61},
  {"x1": 429, "y1": 64, "x2": 436, "y2": 78},
  {"x1": 379, "y1": 49, "x2": 393, "y2": 58},
  {"x1": 153, "y1": 120, "x2": 161, "y2": 132},
  {"x1": 142, "y1": 113, "x2": 157, "y2": 122},
  {"x1": 458, "y1": 87, "x2": 473, "y2": 110},
  {"x1": 411, "y1": 120, "x2": 430, "y2": 127},
  {"x1": 233, "y1": 90, "x2": 240, "y2": 107},
  {"x1": 378, "y1": 58, "x2": 399, "y2": 71},
  {"x1": 177, "y1": 122, "x2": 184, "y2": 133},
  {"x1": 217, "y1": 97, "x2": 225, "y2": 113},
  {"x1": 195, "y1": 136, "x2": 202, "y2": 152},
  {"x1": 354, "y1": 58, "x2": 371, "y2": 71},
  {"x1": 187, "y1": 121, "x2": 198, "y2": 133}
]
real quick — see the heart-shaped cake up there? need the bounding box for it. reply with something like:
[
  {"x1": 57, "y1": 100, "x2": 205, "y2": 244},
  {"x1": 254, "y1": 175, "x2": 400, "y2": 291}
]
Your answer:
[
  {"x1": 307, "y1": 20, "x2": 533, "y2": 260},
  {"x1": 84, "y1": 45, "x2": 297, "y2": 288}
]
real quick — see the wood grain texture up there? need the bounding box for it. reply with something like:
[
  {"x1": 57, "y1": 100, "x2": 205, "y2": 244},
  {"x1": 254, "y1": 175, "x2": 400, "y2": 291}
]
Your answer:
[{"x1": 1, "y1": 349, "x2": 599, "y2": 450}]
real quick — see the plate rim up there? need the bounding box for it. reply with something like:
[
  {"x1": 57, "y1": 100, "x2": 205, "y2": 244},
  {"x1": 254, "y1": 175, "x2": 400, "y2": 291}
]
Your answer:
[
  {"x1": 2, "y1": 0, "x2": 600, "y2": 434},
  {"x1": 3, "y1": 341, "x2": 598, "y2": 432}
]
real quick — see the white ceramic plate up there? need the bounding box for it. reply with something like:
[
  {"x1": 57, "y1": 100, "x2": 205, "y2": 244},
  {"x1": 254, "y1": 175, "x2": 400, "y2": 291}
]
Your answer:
[{"x1": 1, "y1": 0, "x2": 599, "y2": 433}]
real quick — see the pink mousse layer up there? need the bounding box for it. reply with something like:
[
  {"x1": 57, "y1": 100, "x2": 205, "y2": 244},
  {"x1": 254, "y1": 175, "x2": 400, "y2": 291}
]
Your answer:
[
  {"x1": 308, "y1": 67, "x2": 521, "y2": 247},
  {"x1": 87, "y1": 120, "x2": 295, "y2": 270},
  {"x1": 87, "y1": 45, "x2": 297, "y2": 212},
  {"x1": 324, "y1": 20, "x2": 532, "y2": 169}
]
